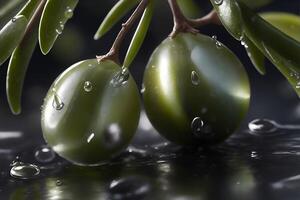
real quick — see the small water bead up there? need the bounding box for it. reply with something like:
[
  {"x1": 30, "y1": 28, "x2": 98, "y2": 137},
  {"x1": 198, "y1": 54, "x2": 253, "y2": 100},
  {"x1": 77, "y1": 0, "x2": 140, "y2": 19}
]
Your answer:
[
  {"x1": 296, "y1": 82, "x2": 300, "y2": 89},
  {"x1": 241, "y1": 40, "x2": 249, "y2": 48},
  {"x1": 56, "y1": 28, "x2": 62, "y2": 35},
  {"x1": 104, "y1": 124, "x2": 122, "y2": 147},
  {"x1": 84, "y1": 81, "x2": 93, "y2": 92},
  {"x1": 35, "y1": 146, "x2": 56, "y2": 163},
  {"x1": 56, "y1": 180, "x2": 63, "y2": 186},
  {"x1": 250, "y1": 151, "x2": 258, "y2": 158},
  {"x1": 140, "y1": 84, "x2": 146, "y2": 94},
  {"x1": 110, "y1": 67, "x2": 130, "y2": 87},
  {"x1": 214, "y1": 0, "x2": 223, "y2": 5},
  {"x1": 52, "y1": 92, "x2": 64, "y2": 110},
  {"x1": 248, "y1": 119, "x2": 278, "y2": 134},
  {"x1": 64, "y1": 7, "x2": 73, "y2": 19},
  {"x1": 191, "y1": 117, "x2": 204, "y2": 136},
  {"x1": 109, "y1": 176, "x2": 151, "y2": 200},
  {"x1": 191, "y1": 71, "x2": 200, "y2": 85},
  {"x1": 10, "y1": 163, "x2": 40, "y2": 179},
  {"x1": 212, "y1": 35, "x2": 222, "y2": 48},
  {"x1": 11, "y1": 17, "x2": 16, "y2": 22},
  {"x1": 87, "y1": 133, "x2": 95, "y2": 143}
]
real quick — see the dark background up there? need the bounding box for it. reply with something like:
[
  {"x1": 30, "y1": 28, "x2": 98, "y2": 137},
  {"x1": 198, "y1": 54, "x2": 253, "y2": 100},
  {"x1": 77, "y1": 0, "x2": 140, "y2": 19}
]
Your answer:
[{"x1": 1, "y1": 0, "x2": 300, "y2": 199}]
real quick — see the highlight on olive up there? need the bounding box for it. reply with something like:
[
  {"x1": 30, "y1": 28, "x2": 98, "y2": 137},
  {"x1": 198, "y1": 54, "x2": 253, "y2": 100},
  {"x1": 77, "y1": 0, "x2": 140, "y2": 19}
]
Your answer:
[
  {"x1": 41, "y1": 59, "x2": 141, "y2": 166},
  {"x1": 143, "y1": 33, "x2": 250, "y2": 146}
]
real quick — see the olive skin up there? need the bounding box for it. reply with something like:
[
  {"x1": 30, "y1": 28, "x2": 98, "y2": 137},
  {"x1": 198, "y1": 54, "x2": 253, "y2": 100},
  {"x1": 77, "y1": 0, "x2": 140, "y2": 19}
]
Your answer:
[
  {"x1": 41, "y1": 59, "x2": 140, "y2": 166},
  {"x1": 143, "y1": 33, "x2": 250, "y2": 146}
]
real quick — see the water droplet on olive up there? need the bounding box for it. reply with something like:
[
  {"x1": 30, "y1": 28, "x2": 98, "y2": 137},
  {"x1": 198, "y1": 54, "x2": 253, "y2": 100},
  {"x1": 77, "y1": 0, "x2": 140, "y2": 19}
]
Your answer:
[
  {"x1": 52, "y1": 92, "x2": 64, "y2": 110},
  {"x1": 64, "y1": 7, "x2": 73, "y2": 19},
  {"x1": 191, "y1": 71, "x2": 200, "y2": 85},
  {"x1": 83, "y1": 81, "x2": 93, "y2": 92},
  {"x1": 214, "y1": 0, "x2": 223, "y2": 5},
  {"x1": 110, "y1": 67, "x2": 130, "y2": 87}
]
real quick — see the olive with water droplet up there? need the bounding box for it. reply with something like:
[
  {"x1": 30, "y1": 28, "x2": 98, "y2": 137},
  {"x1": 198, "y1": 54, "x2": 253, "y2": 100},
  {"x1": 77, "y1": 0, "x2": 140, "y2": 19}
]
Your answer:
[
  {"x1": 41, "y1": 59, "x2": 140, "y2": 166},
  {"x1": 143, "y1": 33, "x2": 250, "y2": 145}
]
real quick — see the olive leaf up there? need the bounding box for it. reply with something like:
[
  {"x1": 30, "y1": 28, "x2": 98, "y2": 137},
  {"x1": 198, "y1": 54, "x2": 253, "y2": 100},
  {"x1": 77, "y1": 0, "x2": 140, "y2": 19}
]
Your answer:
[
  {"x1": 0, "y1": 15, "x2": 28, "y2": 65},
  {"x1": 260, "y1": 12, "x2": 300, "y2": 42},
  {"x1": 6, "y1": 0, "x2": 45, "y2": 115},
  {"x1": 211, "y1": 0, "x2": 300, "y2": 96},
  {"x1": 243, "y1": 35, "x2": 266, "y2": 75},
  {"x1": 123, "y1": 0, "x2": 154, "y2": 68},
  {"x1": 0, "y1": 0, "x2": 27, "y2": 28},
  {"x1": 94, "y1": 0, "x2": 140, "y2": 40},
  {"x1": 39, "y1": 0, "x2": 79, "y2": 55}
]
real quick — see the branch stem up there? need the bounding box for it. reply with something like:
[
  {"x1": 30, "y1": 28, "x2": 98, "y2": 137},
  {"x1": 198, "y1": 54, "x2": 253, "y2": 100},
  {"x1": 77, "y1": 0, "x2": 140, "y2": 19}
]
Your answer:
[{"x1": 97, "y1": 0, "x2": 149, "y2": 65}]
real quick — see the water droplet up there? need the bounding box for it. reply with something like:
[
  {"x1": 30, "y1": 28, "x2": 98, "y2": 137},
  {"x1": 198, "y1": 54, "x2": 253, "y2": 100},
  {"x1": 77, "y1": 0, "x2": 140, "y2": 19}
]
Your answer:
[
  {"x1": 191, "y1": 117, "x2": 204, "y2": 136},
  {"x1": 191, "y1": 71, "x2": 200, "y2": 85},
  {"x1": 59, "y1": 21, "x2": 64, "y2": 30},
  {"x1": 87, "y1": 133, "x2": 95, "y2": 143},
  {"x1": 104, "y1": 123, "x2": 122, "y2": 147},
  {"x1": 109, "y1": 176, "x2": 151, "y2": 199},
  {"x1": 241, "y1": 40, "x2": 249, "y2": 48},
  {"x1": 52, "y1": 92, "x2": 64, "y2": 110},
  {"x1": 248, "y1": 119, "x2": 278, "y2": 134},
  {"x1": 250, "y1": 151, "x2": 258, "y2": 158},
  {"x1": 212, "y1": 35, "x2": 222, "y2": 48},
  {"x1": 65, "y1": 7, "x2": 73, "y2": 19},
  {"x1": 10, "y1": 163, "x2": 40, "y2": 179},
  {"x1": 11, "y1": 17, "x2": 16, "y2": 22},
  {"x1": 83, "y1": 81, "x2": 93, "y2": 92},
  {"x1": 56, "y1": 180, "x2": 63, "y2": 186},
  {"x1": 214, "y1": 0, "x2": 223, "y2": 5},
  {"x1": 141, "y1": 84, "x2": 146, "y2": 94},
  {"x1": 56, "y1": 28, "x2": 62, "y2": 35},
  {"x1": 110, "y1": 67, "x2": 130, "y2": 87},
  {"x1": 35, "y1": 146, "x2": 56, "y2": 163},
  {"x1": 296, "y1": 82, "x2": 300, "y2": 89}
]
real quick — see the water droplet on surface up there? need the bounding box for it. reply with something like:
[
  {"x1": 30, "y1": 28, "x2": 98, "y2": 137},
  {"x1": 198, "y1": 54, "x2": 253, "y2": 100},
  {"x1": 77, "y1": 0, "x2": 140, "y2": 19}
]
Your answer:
[
  {"x1": 250, "y1": 151, "x2": 258, "y2": 158},
  {"x1": 214, "y1": 0, "x2": 223, "y2": 5},
  {"x1": 56, "y1": 180, "x2": 63, "y2": 186},
  {"x1": 10, "y1": 163, "x2": 40, "y2": 179},
  {"x1": 52, "y1": 92, "x2": 64, "y2": 110},
  {"x1": 241, "y1": 40, "x2": 249, "y2": 48},
  {"x1": 56, "y1": 28, "x2": 62, "y2": 35},
  {"x1": 212, "y1": 35, "x2": 222, "y2": 48},
  {"x1": 87, "y1": 133, "x2": 95, "y2": 143},
  {"x1": 191, "y1": 117, "x2": 204, "y2": 136},
  {"x1": 65, "y1": 7, "x2": 73, "y2": 19},
  {"x1": 109, "y1": 176, "x2": 151, "y2": 200},
  {"x1": 83, "y1": 81, "x2": 93, "y2": 92},
  {"x1": 11, "y1": 17, "x2": 16, "y2": 22},
  {"x1": 248, "y1": 119, "x2": 278, "y2": 135},
  {"x1": 191, "y1": 71, "x2": 200, "y2": 85},
  {"x1": 35, "y1": 146, "x2": 56, "y2": 163},
  {"x1": 141, "y1": 84, "x2": 146, "y2": 94},
  {"x1": 296, "y1": 82, "x2": 300, "y2": 89},
  {"x1": 110, "y1": 67, "x2": 130, "y2": 87}
]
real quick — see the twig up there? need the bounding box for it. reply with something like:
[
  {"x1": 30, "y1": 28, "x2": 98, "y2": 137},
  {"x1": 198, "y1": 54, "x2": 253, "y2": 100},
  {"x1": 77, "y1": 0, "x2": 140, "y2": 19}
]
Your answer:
[
  {"x1": 97, "y1": 0, "x2": 149, "y2": 65},
  {"x1": 188, "y1": 10, "x2": 221, "y2": 27},
  {"x1": 168, "y1": 0, "x2": 198, "y2": 38}
]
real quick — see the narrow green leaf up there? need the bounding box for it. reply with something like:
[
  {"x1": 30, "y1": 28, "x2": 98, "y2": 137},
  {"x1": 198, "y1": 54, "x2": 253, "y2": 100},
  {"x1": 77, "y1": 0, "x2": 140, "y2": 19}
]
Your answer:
[
  {"x1": 0, "y1": 0, "x2": 27, "y2": 28},
  {"x1": 39, "y1": 0, "x2": 79, "y2": 55},
  {"x1": 123, "y1": 0, "x2": 154, "y2": 68},
  {"x1": 17, "y1": 0, "x2": 41, "y2": 19},
  {"x1": 0, "y1": 15, "x2": 28, "y2": 65},
  {"x1": 94, "y1": 0, "x2": 140, "y2": 40},
  {"x1": 7, "y1": 19, "x2": 38, "y2": 115},
  {"x1": 260, "y1": 12, "x2": 300, "y2": 42},
  {"x1": 242, "y1": 36, "x2": 266, "y2": 75},
  {"x1": 210, "y1": 0, "x2": 244, "y2": 40}
]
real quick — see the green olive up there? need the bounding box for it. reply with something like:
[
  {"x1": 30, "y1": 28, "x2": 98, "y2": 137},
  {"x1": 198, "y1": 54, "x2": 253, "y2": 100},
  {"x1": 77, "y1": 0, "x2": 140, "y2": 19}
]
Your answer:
[
  {"x1": 41, "y1": 59, "x2": 140, "y2": 166},
  {"x1": 143, "y1": 33, "x2": 250, "y2": 146}
]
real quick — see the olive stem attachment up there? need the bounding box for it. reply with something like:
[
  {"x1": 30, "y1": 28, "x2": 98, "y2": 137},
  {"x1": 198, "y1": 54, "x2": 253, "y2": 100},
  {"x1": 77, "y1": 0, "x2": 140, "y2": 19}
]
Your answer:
[
  {"x1": 168, "y1": 0, "x2": 198, "y2": 38},
  {"x1": 97, "y1": 0, "x2": 149, "y2": 65},
  {"x1": 25, "y1": 0, "x2": 47, "y2": 34}
]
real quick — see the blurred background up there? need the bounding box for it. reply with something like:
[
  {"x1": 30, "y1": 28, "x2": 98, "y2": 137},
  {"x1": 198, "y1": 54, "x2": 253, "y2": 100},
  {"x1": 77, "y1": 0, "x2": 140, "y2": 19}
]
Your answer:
[{"x1": 0, "y1": 0, "x2": 300, "y2": 199}]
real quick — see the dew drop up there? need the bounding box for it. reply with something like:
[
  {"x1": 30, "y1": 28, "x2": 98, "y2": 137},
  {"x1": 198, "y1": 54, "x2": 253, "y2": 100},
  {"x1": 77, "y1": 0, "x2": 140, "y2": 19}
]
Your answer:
[
  {"x1": 65, "y1": 7, "x2": 73, "y2": 19},
  {"x1": 191, "y1": 117, "x2": 204, "y2": 136},
  {"x1": 52, "y1": 92, "x2": 64, "y2": 110},
  {"x1": 109, "y1": 176, "x2": 151, "y2": 200},
  {"x1": 248, "y1": 119, "x2": 278, "y2": 134},
  {"x1": 141, "y1": 84, "x2": 146, "y2": 94},
  {"x1": 241, "y1": 40, "x2": 249, "y2": 48},
  {"x1": 250, "y1": 151, "x2": 258, "y2": 158},
  {"x1": 87, "y1": 133, "x2": 95, "y2": 143},
  {"x1": 214, "y1": 0, "x2": 223, "y2": 5},
  {"x1": 212, "y1": 35, "x2": 222, "y2": 48},
  {"x1": 191, "y1": 71, "x2": 200, "y2": 85},
  {"x1": 35, "y1": 146, "x2": 56, "y2": 163},
  {"x1": 110, "y1": 67, "x2": 130, "y2": 87},
  {"x1": 56, "y1": 180, "x2": 63, "y2": 186},
  {"x1": 56, "y1": 28, "x2": 62, "y2": 35},
  {"x1": 59, "y1": 21, "x2": 64, "y2": 30},
  {"x1": 84, "y1": 81, "x2": 93, "y2": 92},
  {"x1": 11, "y1": 17, "x2": 16, "y2": 22},
  {"x1": 10, "y1": 163, "x2": 40, "y2": 179},
  {"x1": 296, "y1": 82, "x2": 300, "y2": 89}
]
